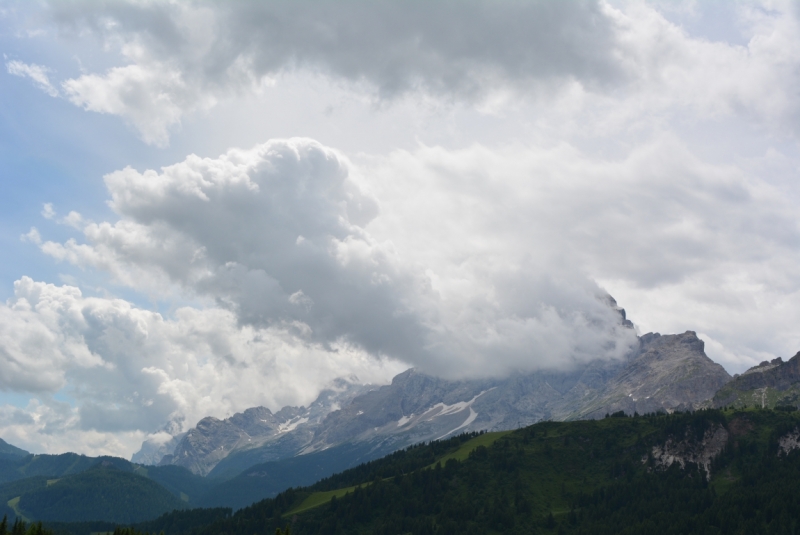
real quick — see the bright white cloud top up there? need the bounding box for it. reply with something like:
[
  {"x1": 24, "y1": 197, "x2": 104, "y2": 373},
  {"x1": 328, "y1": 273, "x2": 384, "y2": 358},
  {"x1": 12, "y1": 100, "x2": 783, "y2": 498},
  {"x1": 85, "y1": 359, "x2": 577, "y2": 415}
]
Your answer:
[{"x1": 1, "y1": 0, "x2": 800, "y2": 457}]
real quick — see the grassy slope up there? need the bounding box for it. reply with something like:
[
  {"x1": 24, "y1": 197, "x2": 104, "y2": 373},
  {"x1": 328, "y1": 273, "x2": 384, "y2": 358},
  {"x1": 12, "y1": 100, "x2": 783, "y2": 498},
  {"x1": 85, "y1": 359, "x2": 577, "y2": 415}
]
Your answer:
[
  {"x1": 0, "y1": 476, "x2": 49, "y2": 521},
  {"x1": 34, "y1": 409, "x2": 800, "y2": 535},
  {"x1": 288, "y1": 486, "x2": 361, "y2": 516},
  {"x1": 429, "y1": 430, "x2": 511, "y2": 466},
  {"x1": 286, "y1": 430, "x2": 513, "y2": 516}
]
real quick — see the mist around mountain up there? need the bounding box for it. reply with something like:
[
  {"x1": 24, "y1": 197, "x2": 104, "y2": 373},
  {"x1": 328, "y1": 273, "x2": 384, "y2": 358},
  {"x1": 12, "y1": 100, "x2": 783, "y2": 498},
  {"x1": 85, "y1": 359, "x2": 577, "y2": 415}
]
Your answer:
[
  {"x1": 0, "y1": 334, "x2": 796, "y2": 528},
  {"x1": 136, "y1": 326, "x2": 732, "y2": 501},
  {"x1": 3, "y1": 303, "x2": 799, "y2": 526}
]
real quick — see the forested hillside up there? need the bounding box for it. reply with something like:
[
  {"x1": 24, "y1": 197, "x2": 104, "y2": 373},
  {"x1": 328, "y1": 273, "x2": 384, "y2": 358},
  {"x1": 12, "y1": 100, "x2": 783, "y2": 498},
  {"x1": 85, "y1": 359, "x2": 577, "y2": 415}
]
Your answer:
[
  {"x1": 115, "y1": 408, "x2": 800, "y2": 535},
  {"x1": 17, "y1": 465, "x2": 187, "y2": 524},
  {"x1": 0, "y1": 440, "x2": 28, "y2": 463},
  {"x1": 0, "y1": 450, "x2": 215, "y2": 524}
]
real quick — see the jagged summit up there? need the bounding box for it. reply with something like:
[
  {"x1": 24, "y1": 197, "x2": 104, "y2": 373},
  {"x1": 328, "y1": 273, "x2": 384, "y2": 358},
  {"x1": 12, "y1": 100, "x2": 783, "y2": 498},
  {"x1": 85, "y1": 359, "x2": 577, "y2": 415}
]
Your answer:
[
  {"x1": 560, "y1": 331, "x2": 730, "y2": 419},
  {"x1": 742, "y1": 356, "x2": 785, "y2": 376},
  {"x1": 134, "y1": 378, "x2": 376, "y2": 476},
  {"x1": 605, "y1": 294, "x2": 635, "y2": 329}
]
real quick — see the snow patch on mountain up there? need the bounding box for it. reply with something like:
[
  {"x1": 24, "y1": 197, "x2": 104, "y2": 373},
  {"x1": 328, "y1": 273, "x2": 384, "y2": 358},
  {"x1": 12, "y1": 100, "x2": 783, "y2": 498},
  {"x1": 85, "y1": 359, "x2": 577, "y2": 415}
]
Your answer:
[
  {"x1": 436, "y1": 408, "x2": 479, "y2": 440},
  {"x1": 278, "y1": 417, "x2": 308, "y2": 434}
]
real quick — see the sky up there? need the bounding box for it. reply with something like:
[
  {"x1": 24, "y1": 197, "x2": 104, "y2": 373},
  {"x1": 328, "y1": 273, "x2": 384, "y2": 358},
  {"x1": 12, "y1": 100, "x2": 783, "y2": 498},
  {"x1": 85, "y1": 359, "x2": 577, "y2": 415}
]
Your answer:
[{"x1": 1, "y1": 0, "x2": 800, "y2": 458}]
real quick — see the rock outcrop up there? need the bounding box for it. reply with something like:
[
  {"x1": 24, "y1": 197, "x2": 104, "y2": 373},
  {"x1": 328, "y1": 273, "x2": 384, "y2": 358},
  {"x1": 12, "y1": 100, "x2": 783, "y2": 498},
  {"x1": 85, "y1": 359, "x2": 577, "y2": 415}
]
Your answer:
[
  {"x1": 650, "y1": 423, "x2": 729, "y2": 478},
  {"x1": 778, "y1": 428, "x2": 800, "y2": 455}
]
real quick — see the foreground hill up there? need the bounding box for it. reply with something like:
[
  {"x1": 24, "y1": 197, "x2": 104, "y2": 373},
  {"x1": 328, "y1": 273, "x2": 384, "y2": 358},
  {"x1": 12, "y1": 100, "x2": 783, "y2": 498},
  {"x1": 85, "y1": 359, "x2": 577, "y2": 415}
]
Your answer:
[
  {"x1": 101, "y1": 408, "x2": 800, "y2": 535},
  {"x1": 14, "y1": 464, "x2": 186, "y2": 524},
  {"x1": 0, "y1": 450, "x2": 212, "y2": 524}
]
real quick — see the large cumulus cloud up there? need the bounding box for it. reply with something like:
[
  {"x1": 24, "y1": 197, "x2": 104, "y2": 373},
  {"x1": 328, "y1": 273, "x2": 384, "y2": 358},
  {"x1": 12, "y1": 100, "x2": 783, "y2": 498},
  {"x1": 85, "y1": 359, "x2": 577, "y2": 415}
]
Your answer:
[{"x1": 37, "y1": 138, "x2": 637, "y2": 379}]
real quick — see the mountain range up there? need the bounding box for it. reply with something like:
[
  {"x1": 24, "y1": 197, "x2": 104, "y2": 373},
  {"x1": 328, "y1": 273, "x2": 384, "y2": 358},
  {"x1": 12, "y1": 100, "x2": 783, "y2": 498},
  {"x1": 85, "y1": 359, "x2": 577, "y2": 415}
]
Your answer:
[
  {"x1": 4, "y1": 299, "x2": 800, "y2": 522},
  {"x1": 141, "y1": 324, "x2": 732, "y2": 493}
]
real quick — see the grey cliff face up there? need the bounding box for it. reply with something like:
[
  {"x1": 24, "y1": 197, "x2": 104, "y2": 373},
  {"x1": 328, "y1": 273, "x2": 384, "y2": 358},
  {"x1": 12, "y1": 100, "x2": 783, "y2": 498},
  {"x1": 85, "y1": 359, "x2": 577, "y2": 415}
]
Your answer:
[
  {"x1": 650, "y1": 423, "x2": 729, "y2": 478},
  {"x1": 159, "y1": 406, "x2": 304, "y2": 475},
  {"x1": 304, "y1": 370, "x2": 496, "y2": 452},
  {"x1": 566, "y1": 331, "x2": 731, "y2": 419}
]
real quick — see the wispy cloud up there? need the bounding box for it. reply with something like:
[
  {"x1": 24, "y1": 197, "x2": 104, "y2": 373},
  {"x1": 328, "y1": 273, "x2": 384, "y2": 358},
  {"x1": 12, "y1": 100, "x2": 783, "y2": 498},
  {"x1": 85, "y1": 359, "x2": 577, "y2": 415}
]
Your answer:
[{"x1": 6, "y1": 60, "x2": 59, "y2": 97}]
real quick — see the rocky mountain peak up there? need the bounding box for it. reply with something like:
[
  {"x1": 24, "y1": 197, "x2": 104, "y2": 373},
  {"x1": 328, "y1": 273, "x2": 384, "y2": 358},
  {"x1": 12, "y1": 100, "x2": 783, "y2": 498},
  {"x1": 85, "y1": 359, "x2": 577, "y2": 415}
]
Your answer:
[
  {"x1": 559, "y1": 330, "x2": 731, "y2": 419},
  {"x1": 135, "y1": 376, "x2": 377, "y2": 475},
  {"x1": 604, "y1": 294, "x2": 635, "y2": 329}
]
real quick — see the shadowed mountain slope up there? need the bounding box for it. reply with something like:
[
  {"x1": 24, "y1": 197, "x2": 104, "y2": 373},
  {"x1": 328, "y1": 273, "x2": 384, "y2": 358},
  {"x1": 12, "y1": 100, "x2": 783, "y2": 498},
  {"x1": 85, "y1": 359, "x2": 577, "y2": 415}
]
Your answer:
[{"x1": 713, "y1": 351, "x2": 800, "y2": 409}]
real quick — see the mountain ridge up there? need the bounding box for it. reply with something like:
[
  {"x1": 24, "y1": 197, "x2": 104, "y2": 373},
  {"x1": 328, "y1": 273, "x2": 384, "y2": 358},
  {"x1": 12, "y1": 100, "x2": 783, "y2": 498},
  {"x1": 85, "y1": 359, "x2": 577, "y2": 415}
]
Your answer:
[
  {"x1": 138, "y1": 328, "x2": 732, "y2": 488},
  {"x1": 0, "y1": 438, "x2": 28, "y2": 462},
  {"x1": 712, "y1": 350, "x2": 800, "y2": 409},
  {"x1": 150, "y1": 377, "x2": 377, "y2": 476}
]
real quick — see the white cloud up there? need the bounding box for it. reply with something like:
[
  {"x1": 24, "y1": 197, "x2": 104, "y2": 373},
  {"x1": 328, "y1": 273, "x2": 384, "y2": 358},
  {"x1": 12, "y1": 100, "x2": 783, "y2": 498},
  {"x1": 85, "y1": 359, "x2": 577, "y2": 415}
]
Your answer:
[
  {"x1": 358, "y1": 136, "x2": 800, "y2": 372},
  {"x1": 37, "y1": 127, "x2": 799, "y2": 380},
  {"x1": 41, "y1": 203, "x2": 56, "y2": 220},
  {"x1": 62, "y1": 63, "x2": 205, "y2": 147},
  {"x1": 20, "y1": 227, "x2": 42, "y2": 245},
  {"x1": 61, "y1": 211, "x2": 84, "y2": 229},
  {"x1": 6, "y1": 60, "x2": 59, "y2": 97},
  {"x1": 0, "y1": 276, "x2": 405, "y2": 456},
  {"x1": 28, "y1": 1, "x2": 800, "y2": 145},
  {"x1": 0, "y1": 398, "x2": 147, "y2": 458}
]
